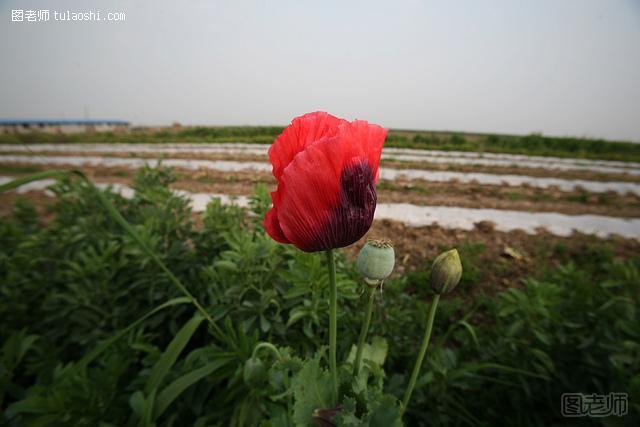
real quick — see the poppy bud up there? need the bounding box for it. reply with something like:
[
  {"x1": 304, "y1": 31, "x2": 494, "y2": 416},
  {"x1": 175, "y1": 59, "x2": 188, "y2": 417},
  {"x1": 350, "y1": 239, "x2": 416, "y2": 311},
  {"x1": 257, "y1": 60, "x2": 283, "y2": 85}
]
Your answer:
[
  {"x1": 356, "y1": 239, "x2": 395, "y2": 286},
  {"x1": 243, "y1": 357, "x2": 267, "y2": 387},
  {"x1": 429, "y1": 249, "x2": 462, "y2": 294}
]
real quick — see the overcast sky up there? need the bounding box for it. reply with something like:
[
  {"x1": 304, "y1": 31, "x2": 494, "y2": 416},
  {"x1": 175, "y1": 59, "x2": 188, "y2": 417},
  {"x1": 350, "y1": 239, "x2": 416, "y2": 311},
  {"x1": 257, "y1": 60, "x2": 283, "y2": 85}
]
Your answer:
[{"x1": 1, "y1": 0, "x2": 639, "y2": 141}]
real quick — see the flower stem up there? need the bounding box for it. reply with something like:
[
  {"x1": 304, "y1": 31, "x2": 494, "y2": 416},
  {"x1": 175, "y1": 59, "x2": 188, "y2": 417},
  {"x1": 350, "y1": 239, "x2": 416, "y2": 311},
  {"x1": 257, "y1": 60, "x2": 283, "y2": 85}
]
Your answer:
[
  {"x1": 401, "y1": 293, "x2": 441, "y2": 414},
  {"x1": 325, "y1": 249, "x2": 339, "y2": 403},
  {"x1": 353, "y1": 285, "x2": 376, "y2": 376}
]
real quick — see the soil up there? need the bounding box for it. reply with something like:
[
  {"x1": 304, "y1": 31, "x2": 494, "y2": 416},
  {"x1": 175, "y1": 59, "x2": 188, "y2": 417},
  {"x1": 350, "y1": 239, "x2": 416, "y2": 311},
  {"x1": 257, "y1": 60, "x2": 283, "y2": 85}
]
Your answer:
[
  {"x1": 382, "y1": 159, "x2": 640, "y2": 183},
  {"x1": 377, "y1": 179, "x2": 640, "y2": 217},
  {"x1": 0, "y1": 191, "x2": 57, "y2": 224},
  {"x1": 347, "y1": 219, "x2": 640, "y2": 296},
  {"x1": 4, "y1": 149, "x2": 640, "y2": 183},
  {"x1": 2, "y1": 163, "x2": 640, "y2": 218}
]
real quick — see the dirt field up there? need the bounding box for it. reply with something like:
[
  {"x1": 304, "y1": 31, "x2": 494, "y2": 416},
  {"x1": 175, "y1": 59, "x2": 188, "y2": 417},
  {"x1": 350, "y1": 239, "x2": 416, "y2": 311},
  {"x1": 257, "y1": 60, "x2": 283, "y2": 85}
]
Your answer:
[
  {"x1": 4, "y1": 149, "x2": 639, "y2": 183},
  {"x1": 2, "y1": 162, "x2": 640, "y2": 218},
  {"x1": 349, "y1": 219, "x2": 640, "y2": 295}
]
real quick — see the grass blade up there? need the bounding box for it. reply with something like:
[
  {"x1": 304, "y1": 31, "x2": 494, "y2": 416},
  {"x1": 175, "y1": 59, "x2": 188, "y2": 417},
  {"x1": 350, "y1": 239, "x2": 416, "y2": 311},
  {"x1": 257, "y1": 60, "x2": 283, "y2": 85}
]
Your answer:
[
  {"x1": 153, "y1": 357, "x2": 233, "y2": 420},
  {"x1": 145, "y1": 314, "x2": 205, "y2": 394},
  {"x1": 0, "y1": 169, "x2": 71, "y2": 193},
  {"x1": 7, "y1": 297, "x2": 192, "y2": 417},
  {"x1": 76, "y1": 297, "x2": 191, "y2": 372}
]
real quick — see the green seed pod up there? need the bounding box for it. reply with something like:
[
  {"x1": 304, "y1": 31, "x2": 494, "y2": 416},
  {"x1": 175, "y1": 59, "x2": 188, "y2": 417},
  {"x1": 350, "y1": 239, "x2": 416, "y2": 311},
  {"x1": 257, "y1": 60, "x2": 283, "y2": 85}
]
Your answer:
[
  {"x1": 429, "y1": 249, "x2": 463, "y2": 294},
  {"x1": 243, "y1": 357, "x2": 267, "y2": 387},
  {"x1": 356, "y1": 239, "x2": 395, "y2": 286}
]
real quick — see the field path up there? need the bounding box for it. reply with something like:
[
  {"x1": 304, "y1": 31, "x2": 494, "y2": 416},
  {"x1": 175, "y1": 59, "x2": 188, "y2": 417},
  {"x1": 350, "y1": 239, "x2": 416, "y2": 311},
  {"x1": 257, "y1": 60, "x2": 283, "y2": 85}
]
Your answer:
[
  {"x1": 3, "y1": 143, "x2": 640, "y2": 173},
  {"x1": 2, "y1": 154, "x2": 640, "y2": 196},
  {"x1": 2, "y1": 176, "x2": 639, "y2": 240}
]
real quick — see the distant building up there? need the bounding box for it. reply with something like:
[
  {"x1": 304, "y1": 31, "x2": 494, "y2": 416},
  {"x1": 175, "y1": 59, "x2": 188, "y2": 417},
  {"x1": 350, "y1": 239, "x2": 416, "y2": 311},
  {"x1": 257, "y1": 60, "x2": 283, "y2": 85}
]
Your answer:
[{"x1": 0, "y1": 119, "x2": 130, "y2": 134}]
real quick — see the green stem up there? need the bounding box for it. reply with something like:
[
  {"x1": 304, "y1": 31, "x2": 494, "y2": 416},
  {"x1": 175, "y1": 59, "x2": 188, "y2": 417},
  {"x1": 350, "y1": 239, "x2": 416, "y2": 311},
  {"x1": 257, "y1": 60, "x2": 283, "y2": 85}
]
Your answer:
[
  {"x1": 353, "y1": 285, "x2": 376, "y2": 376},
  {"x1": 401, "y1": 293, "x2": 441, "y2": 414},
  {"x1": 325, "y1": 249, "x2": 339, "y2": 403},
  {"x1": 252, "y1": 342, "x2": 292, "y2": 413},
  {"x1": 82, "y1": 172, "x2": 229, "y2": 341}
]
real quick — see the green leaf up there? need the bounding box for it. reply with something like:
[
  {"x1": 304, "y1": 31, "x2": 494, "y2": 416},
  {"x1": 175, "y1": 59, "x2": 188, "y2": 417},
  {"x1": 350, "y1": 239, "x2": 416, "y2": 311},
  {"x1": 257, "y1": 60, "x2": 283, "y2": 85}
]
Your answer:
[
  {"x1": 456, "y1": 320, "x2": 480, "y2": 348},
  {"x1": 345, "y1": 337, "x2": 388, "y2": 393},
  {"x1": 129, "y1": 391, "x2": 145, "y2": 418},
  {"x1": 73, "y1": 297, "x2": 191, "y2": 374},
  {"x1": 286, "y1": 307, "x2": 308, "y2": 327},
  {"x1": 5, "y1": 396, "x2": 50, "y2": 415},
  {"x1": 292, "y1": 355, "x2": 334, "y2": 426},
  {"x1": 333, "y1": 397, "x2": 360, "y2": 426},
  {"x1": 0, "y1": 169, "x2": 71, "y2": 193},
  {"x1": 145, "y1": 313, "x2": 205, "y2": 394},
  {"x1": 365, "y1": 394, "x2": 403, "y2": 427},
  {"x1": 153, "y1": 357, "x2": 233, "y2": 419},
  {"x1": 2, "y1": 329, "x2": 39, "y2": 369},
  {"x1": 530, "y1": 348, "x2": 555, "y2": 374},
  {"x1": 129, "y1": 389, "x2": 158, "y2": 427},
  {"x1": 141, "y1": 388, "x2": 157, "y2": 427},
  {"x1": 213, "y1": 260, "x2": 238, "y2": 272},
  {"x1": 346, "y1": 336, "x2": 388, "y2": 367}
]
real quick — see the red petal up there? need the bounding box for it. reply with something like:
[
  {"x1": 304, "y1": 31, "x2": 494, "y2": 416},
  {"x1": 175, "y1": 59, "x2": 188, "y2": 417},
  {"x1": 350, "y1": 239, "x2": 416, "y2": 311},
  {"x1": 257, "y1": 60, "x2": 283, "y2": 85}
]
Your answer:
[
  {"x1": 340, "y1": 120, "x2": 387, "y2": 183},
  {"x1": 268, "y1": 111, "x2": 347, "y2": 180},
  {"x1": 264, "y1": 205, "x2": 290, "y2": 244}
]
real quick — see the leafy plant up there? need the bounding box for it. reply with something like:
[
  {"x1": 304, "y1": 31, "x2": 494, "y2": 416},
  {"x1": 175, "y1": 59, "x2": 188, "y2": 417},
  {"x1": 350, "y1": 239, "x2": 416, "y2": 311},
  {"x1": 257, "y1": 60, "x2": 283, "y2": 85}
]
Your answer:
[{"x1": 1, "y1": 165, "x2": 638, "y2": 426}]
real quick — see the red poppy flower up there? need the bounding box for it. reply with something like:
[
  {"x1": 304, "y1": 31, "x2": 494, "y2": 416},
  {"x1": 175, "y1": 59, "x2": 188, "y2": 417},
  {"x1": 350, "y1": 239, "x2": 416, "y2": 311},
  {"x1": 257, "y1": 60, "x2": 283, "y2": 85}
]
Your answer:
[{"x1": 264, "y1": 112, "x2": 387, "y2": 252}]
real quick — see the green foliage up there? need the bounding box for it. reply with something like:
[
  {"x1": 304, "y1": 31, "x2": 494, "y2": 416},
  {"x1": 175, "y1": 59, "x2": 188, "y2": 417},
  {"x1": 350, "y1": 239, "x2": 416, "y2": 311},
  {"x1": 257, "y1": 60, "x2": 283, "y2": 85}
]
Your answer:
[
  {"x1": 1, "y1": 165, "x2": 638, "y2": 426},
  {"x1": 292, "y1": 354, "x2": 334, "y2": 426},
  {"x1": 0, "y1": 126, "x2": 284, "y2": 146},
  {"x1": 397, "y1": 131, "x2": 640, "y2": 162},
  {"x1": 0, "y1": 330, "x2": 38, "y2": 407},
  {"x1": 290, "y1": 340, "x2": 402, "y2": 427},
  {"x1": 144, "y1": 314, "x2": 205, "y2": 394},
  {"x1": 394, "y1": 259, "x2": 640, "y2": 426},
  {"x1": 249, "y1": 183, "x2": 272, "y2": 226}
]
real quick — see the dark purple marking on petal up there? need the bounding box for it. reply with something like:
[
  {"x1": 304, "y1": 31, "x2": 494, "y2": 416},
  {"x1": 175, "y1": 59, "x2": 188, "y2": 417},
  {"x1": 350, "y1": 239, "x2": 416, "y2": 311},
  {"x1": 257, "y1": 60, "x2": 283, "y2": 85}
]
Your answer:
[{"x1": 309, "y1": 160, "x2": 377, "y2": 251}]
